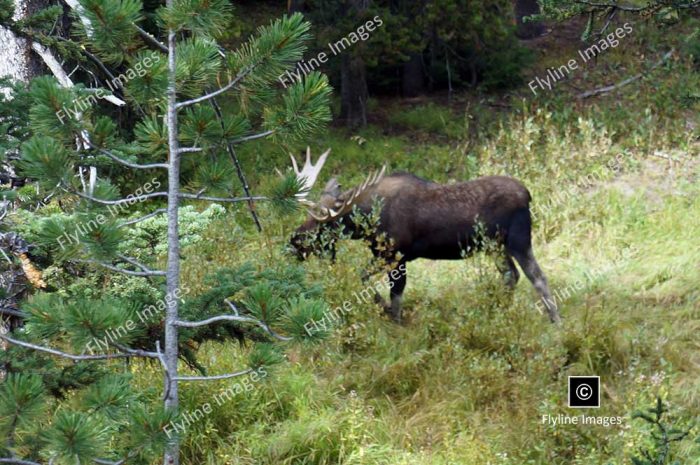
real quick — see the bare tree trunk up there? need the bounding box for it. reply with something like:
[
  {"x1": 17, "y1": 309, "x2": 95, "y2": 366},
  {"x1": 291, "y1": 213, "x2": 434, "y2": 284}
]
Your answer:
[
  {"x1": 0, "y1": 0, "x2": 40, "y2": 84},
  {"x1": 163, "y1": 18, "x2": 181, "y2": 465},
  {"x1": 402, "y1": 52, "x2": 424, "y2": 97},
  {"x1": 514, "y1": 0, "x2": 546, "y2": 39},
  {"x1": 339, "y1": 0, "x2": 369, "y2": 128},
  {"x1": 340, "y1": 53, "x2": 368, "y2": 128},
  {"x1": 287, "y1": 0, "x2": 305, "y2": 13},
  {"x1": 0, "y1": 0, "x2": 51, "y2": 97}
]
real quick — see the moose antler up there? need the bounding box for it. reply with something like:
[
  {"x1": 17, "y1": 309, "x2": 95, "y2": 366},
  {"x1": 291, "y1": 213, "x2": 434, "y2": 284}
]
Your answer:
[
  {"x1": 291, "y1": 147, "x2": 331, "y2": 199},
  {"x1": 308, "y1": 165, "x2": 386, "y2": 223}
]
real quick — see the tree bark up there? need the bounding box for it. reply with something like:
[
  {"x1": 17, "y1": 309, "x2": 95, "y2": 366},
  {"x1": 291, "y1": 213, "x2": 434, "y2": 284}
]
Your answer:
[
  {"x1": 0, "y1": 0, "x2": 43, "y2": 85},
  {"x1": 339, "y1": 53, "x2": 368, "y2": 128},
  {"x1": 338, "y1": 0, "x2": 369, "y2": 128},
  {"x1": 402, "y1": 52, "x2": 424, "y2": 97},
  {"x1": 514, "y1": 0, "x2": 546, "y2": 39},
  {"x1": 164, "y1": 17, "x2": 181, "y2": 465},
  {"x1": 287, "y1": 0, "x2": 305, "y2": 13}
]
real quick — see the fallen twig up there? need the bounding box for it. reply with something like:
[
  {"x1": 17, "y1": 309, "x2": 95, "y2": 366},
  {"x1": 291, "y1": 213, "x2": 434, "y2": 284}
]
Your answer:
[{"x1": 577, "y1": 49, "x2": 674, "y2": 99}]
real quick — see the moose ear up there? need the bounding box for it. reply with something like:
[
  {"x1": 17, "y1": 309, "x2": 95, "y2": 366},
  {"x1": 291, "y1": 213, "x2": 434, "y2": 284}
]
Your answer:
[{"x1": 322, "y1": 177, "x2": 341, "y2": 198}]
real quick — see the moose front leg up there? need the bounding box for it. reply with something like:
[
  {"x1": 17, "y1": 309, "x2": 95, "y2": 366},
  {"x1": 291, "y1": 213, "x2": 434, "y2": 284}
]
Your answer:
[
  {"x1": 386, "y1": 259, "x2": 407, "y2": 323},
  {"x1": 361, "y1": 269, "x2": 388, "y2": 307}
]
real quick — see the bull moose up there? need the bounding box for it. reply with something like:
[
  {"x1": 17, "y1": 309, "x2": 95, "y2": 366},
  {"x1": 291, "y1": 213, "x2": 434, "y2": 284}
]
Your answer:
[{"x1": 288, "y1": 148, "x2": 561, "y2": 324}]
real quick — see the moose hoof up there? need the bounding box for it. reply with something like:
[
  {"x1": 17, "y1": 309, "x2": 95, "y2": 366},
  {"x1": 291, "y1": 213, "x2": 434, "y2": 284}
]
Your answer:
[{"x1": 382, "y1": 306, "x2": 402, "y2": 324}]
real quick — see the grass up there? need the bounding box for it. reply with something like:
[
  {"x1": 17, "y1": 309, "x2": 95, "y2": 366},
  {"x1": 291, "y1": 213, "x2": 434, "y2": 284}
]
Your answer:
[{"x1": 125, "y1": 18, "x2": 700, "y2": 465}]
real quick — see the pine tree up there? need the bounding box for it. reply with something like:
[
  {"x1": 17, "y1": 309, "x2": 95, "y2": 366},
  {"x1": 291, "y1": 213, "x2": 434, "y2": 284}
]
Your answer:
[{"x1": 0, "y1": 1, "x2": 333, "y2": 463}]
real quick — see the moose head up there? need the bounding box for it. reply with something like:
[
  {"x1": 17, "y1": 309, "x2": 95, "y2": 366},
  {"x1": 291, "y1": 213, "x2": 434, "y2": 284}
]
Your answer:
[{"x1": 288, "y1": 148, "x2": 385, "y2": 261}]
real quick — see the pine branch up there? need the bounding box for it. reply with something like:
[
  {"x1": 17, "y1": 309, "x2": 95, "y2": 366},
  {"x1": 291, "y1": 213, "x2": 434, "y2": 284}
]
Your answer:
[
  {"x1": 0, "y1": 306, "x2": 27, "y2": 318},
  {"x1": 93, "y1": 459, "x2": 126, "y2": 465},
  {"x1": 108, "y1": 341, "x2": 160, "y2": 359},
  {"x1": 577, "y1": 49, "x2": 674, "y2": 99},
  {"x1": 0, "y1": 333, "x2": 148, "y2": 360},
  {"x1": 173, "y1": 368, "x2": 252, "y2": 382},
  {"x1": 69, "y1": 188, "x2": 168, "y2": 205},
  {"x1": 573, "y1": 0, "x2": 650, "y2": 11},
  {"x1": 0, "y1": 455, "x2": 133, "y2": 465},
  {"x1": 229, "y1": 130, "x2": 274, "y2": 145},
  {"x1": 173, "y1": 300, "x2": 292, "y2": 341},
  {"x1": 80, "y1": 136, "x2": 168, "y2": 170},
  {"x1": 118, "y1": 208, "x2": 167, "y2": 227},
  {"x1": 80, "y1": 259, "x2": 166, "y2": 277},
  {"x1": 30, "y1": 42, "x2": 125, "y2": 107},
  {"x1": 210, "y1": 97, "x2": 262, "y2": 231},
  {"x1": 116, "y1": 254, "x2": 163, "y2": 274},
  {"x1": 134, "y1": 24, "x2": 168, "y2": 52},
  {"x1": 0, "y1": 459, "x2": 42, "y2": 465},
  {"x1": 178, "y1": 193, "x2": 267, "y2": 203},
  {"x1": 177, "y1": 147, "x2": 202, "y2": 154},
  {"x1": 575, "y1": 0, "x2": 700, "y2": 10},
  {"x1": 175, "y1": 64, "x2": 254, "y2": 110}
]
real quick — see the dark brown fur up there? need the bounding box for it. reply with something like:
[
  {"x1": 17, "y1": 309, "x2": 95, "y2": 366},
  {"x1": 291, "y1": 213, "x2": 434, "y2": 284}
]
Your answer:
[{"x1": 291, "y1": 172, "x2": 561, "y2": 323}]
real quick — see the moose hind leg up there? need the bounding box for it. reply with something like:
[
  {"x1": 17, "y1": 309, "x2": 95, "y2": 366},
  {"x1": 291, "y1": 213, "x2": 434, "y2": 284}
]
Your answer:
[
  {"x1": 506, "y1": 208, "x2": 560, "y2": 323},
  {"x1": 496, "y1": 253, "x2": 520, "y2": 290},
  {"x1": 512, "y1": 248, "x2": 561, "y2": 323}
]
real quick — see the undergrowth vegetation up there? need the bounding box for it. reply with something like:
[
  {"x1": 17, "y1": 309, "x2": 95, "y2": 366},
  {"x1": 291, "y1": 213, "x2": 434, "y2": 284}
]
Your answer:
[
  {"x1": 113, "y1": 20, "x2": 700, "y2": 465},
  {"x1": 10, "y1": 16, "x2": 698, "y2": 465}
]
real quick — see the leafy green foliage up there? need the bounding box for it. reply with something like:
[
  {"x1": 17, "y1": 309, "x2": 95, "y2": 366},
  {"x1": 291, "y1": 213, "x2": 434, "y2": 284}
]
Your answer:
[
  {"x1": 175, "y1": 37, "x2": 223, "y2": 98},
  {"x1": 123, "y1": 204, "x2": 225, "y2": 257},
  {"x1": 0, "y1": 0, "x2": 14, "y2": 23},
  {"x1": 82, "y1": 374, "x2": 136, "y2": 421},
  {"x1": 44, "y1": 411, "x2": 108, "y2": 463},
  {"x1": 123, "y1": 50, "x2": 168, "y2": 106},
  {"x1": 78, "y1": 0, "x2": 143, "y2": 64},
  {"x1": 0, "y1": 78, "x2": 32, "y2": 162},
  {"x1": 282, "y1": 296, "x2": 331, "y2": 342},
  {"x1": 264, "y1": 71, "x2": 333, "y2": 140},
  {"x1": 158, "y1": 0, "x2": 232, "y2": 37},
  {"x1": 249, "y1": 342, "x2": 284, "y2": 369},
  {"x1": 0, "y1": 374, "x2": 46, "y2": 437},
  {"x1": 631, "y1": 398, "x2": 696, "y2": 465},
  {"x1": 270, "y1": 173, "x2": 305, "y2": 215},
  {"x1": 25, "y1": 293, "x2": 144, "y2": 349},
  {"x1": 538, "y1": 0, "x2": 700, "y2": 33},
  {"x1": 18, "y1": 136, "x2": 74, "y2": 189}
]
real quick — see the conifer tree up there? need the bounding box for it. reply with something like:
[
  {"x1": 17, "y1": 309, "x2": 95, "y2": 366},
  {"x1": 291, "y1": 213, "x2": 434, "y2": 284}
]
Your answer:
[{"x1": 0, "y1": 1, "x2": 332, "y2": 463}]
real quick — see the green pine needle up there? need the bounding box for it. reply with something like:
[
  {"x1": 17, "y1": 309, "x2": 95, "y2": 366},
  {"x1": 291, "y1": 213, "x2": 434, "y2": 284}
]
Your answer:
[
  {"x1": 0, "y1": 374, "x2": 46, "y2": 436},
  {"x1": 81, "y1": 374, "x2": 135, "y2": 421},
  {"x1": 18, "y1": 136, "x2": 74, "y2": 190},
  {"x1": 43, "y1": 411, "x2": 108, "y2": 463},
  {"x1": 270, "y1": 173, "x2": 304, "y2": 216},
  {"x1": 263, "y1": 71, "x2": 332, "y2": 142},
  {"x1": 241, "y1": 282, "x2": 285, "y2": 326},
  {"x1": 77, "y1": 0, "x2": 143, "y2": 65},
  {"x1": 158, "y1": 0, "x2": 232, "y2": 37},
  {"x1": 249, "y1": 342, "x2": 284, "y2": 370},
  {"x1": 282, "y1": 296, "x2": 331, "y2": 343}
]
